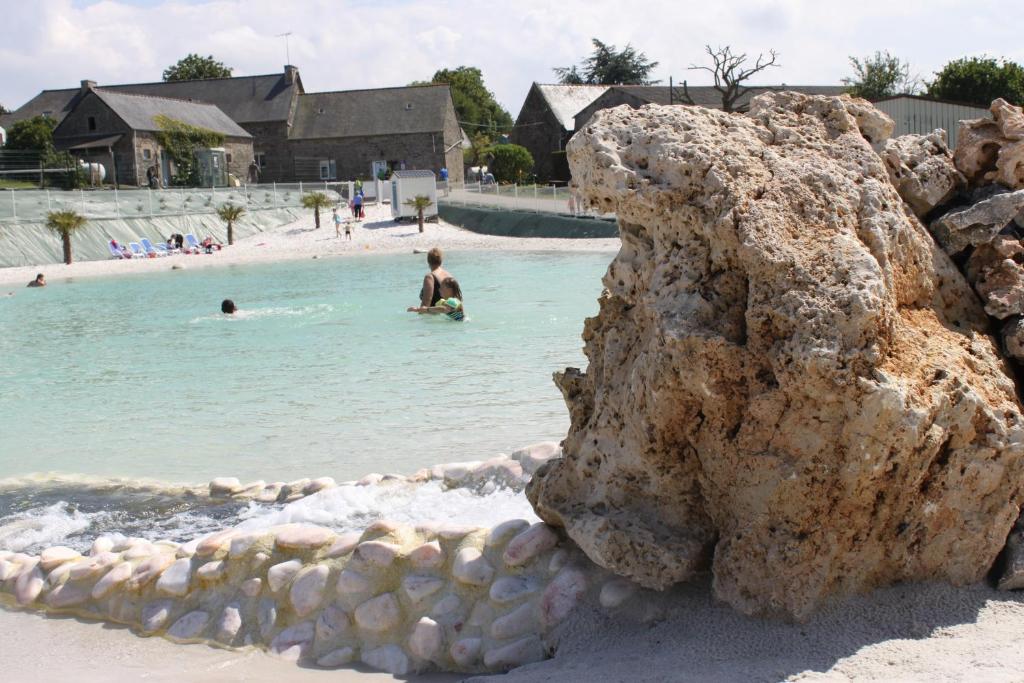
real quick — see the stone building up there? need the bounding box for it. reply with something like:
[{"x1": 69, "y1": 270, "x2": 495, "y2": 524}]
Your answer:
[
  {"x1": 52, "y1": 87, "x2": 252, "y2": 186},
  {"x1": 510, "y1": 84, "x2": 608, "y2": 183},
  {"x1": 287, "y1": 85, "x2": 465, "y2": 185}
]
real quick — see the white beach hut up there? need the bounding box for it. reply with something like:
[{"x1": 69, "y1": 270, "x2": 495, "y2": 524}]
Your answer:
[{"x1": 390, "y1": 170, "x2": 438, "y2": 220}]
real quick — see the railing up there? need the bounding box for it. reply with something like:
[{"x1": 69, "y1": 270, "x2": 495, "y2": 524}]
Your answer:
[
  {"x1": 439, "y1": 182, "x2": 614, "y2": 220},
  {"x1": 0, "y1": 181, "x2": 348, "y2": 222}
]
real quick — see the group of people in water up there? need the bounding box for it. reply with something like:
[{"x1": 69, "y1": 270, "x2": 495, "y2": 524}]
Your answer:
[{"x1": 220, "y1": 247, "x2": 464, "y2": 321}]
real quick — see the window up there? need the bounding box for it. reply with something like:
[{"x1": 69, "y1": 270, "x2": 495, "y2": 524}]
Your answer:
[
  {"x1": 254, "y1": 153, "x2": 266, "y2": 168},
  {"x1": 319, "y1": 159, "x2": 336, "y2": 180},
  {"x1": 226, "y1": 153, "x2": 232, "y2": 163},
  {"x1": 88, "y1": 116, "x2": 96, "y2": 131},
  {"x1": 142, "y1": 148, "x2": 152, "y2": 160}
]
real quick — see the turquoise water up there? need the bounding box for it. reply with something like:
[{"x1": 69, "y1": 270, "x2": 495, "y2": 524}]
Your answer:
[{"x1": 0, "y1": 251, "x2": 608, "y2": 484}]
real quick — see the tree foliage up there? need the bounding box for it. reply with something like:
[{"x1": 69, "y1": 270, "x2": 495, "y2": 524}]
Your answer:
[
  {"x1": 404, "y1": 194, "x2": 433, "y2": 233},
  {"x1": 488, "y1": 144, "x2": 533, "y2": 184},
  {"x1": 154, "y1": 115, "x2": 224, "y2": 186},
  {"x1": 45, "y1": 210, "x2": 87, "y2": 264},
  {"x1": 842, "y1": 51, "x2": 921, "y2": 100},
  {"x1": 301, "y1": 191, "x2": 333, "y2": 229},
  {"x1": 928, "y1": 56, "x2": 1024, "y2": 107},
  {"x1": 216, "y1": 203, "x2": 244, "y2": 245},
  {"x1": 555, "y1": 38, "x2": 660, "y2": 86},
  {"x1": 162, "y1": 54, "x2": 233, "y2": 82},
  {"x1": 676, "y1": 45, "x2": 780, "y2": 113},
  {"x1": 6, "y1": 115, "x2": 57, "y2": 151},
  {"x1": 0, "y1": 103, "x2": 9, "y2": 115},
  {"x1": 413, "y1": 67, "x2": 513, "y2": 133},
  {"x1": 463, "y1": 132, "x2": 493, "y2": 169}
]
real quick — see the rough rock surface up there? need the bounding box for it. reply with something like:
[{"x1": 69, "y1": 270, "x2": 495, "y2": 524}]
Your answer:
[
  {"x1": 882, "y1": 130, "x2": 964, "y2": 217},
  {"x1": 930, "y1": 189, "x2": 1024, "y2": 256},
  {"x1": 954, "y1": 98, "x2": 1024, "y2": 189},
  {"x1": 527, "y1": 92, "x2": 1024, "y2": 619}
]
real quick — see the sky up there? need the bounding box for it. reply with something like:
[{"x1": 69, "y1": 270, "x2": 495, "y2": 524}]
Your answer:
[{"x1": 1, "y1": 0, "x2": 1022, "y2": 117}]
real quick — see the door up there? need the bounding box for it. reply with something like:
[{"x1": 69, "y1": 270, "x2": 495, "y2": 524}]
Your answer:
[{"x1": 372, "y1": 160, "x2": 388, "y2": 180}]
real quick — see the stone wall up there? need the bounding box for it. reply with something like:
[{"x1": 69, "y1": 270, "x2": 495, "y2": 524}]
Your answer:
[
  {"x1": 511, "y1": 87, "x2": 568, "y2": 183},
  {"x1": 289, "y1": 132, "x2": 452, "y2": 182},
  {"x1": 242, "y1": 120, "x2": 292, "y2": 184}
]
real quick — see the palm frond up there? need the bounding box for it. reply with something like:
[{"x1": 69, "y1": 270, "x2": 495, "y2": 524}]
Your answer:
[
  {"x1": 301, "y1": 191, "x2": 333, "y2": 209},
  {"x1": 45, "y1": 210, "x2": 87, "y2": 234},
  {"x1": 216, "y1": 203, "x2": 245, "y2": 221}
]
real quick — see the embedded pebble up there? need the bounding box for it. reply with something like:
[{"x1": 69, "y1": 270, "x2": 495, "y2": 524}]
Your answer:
[
  {"x1": 402, "y1": 575, "x2": 445, "y2": 603},
  {"x1": 196, "y1": 560, "x2": 226, "y2": 583},
  {"x1": 141, "y1": 600, "x2": 174, "y2": 632},
  {"x1": 176, "y1": 539, "x2": 200, "y2": 558},
  {"x1": 548, "y1": 549, "x2": 568, "y2": 574},
  {"x1": 92, "y1": 561, "x2": 132, "y2": 599},
  {"x1": 167, "y1": 610, "x2": 210, "y2": 641},
  {"x1": 234, "y1": 480, "x2": 266, "y2": 499},
  {"x1": 541, "y1": 567, "x2": 587, "y2": 627},
  {"x1": 487, "y1": 519, "x2": 531, "y2": 548},
  {"x1": 258, "y1": 598, "x2": 278, "y2": 639},
  {"x1": 131, "y1": 553, "x2": 174, "y2": 588},
  {"x1": 216, "y1": 603, "x2": 242, "y2": 643},
  {"x1": 229, "y1": 531, "x2": 267, "y2": 558},
  {"x1": 490, "y1": 576, "x2": 538, "y2": 604},
  {"x1": 357, "y1": 473, "x2": 383, "y2": 486},
  {"x1": 303, "y1": 477, "x2": 336, "y2": 495},
  {"x1": 354, "y1": 592, "x2": 401, "y2": 632},
  {"x1": 438, "y1": 524, "x2": 479, "y2": 540},
  {"x1": 267, "y1": 559, "x2": 304, "y2": 593},
  {"x1": 315, "y1": 604, "x2": 351, "y2": 643},
  {"x1": 290, "y1": 564, "x2": 329, "y2": 617},
  {"x1": 241, "y1": 577, "x2": 263, "y2": 597},
  {"x1": 317, "y1": 646, "x2": 355, "y2": 667},
  {"x1": 91, "y1": 537, "x2": 115, "y2": 556},
  {"x1": 209, "y1": 477, "x2": 242, "y2": 496},
  {"x1": 45, "y1": 561, "x2": 73, "y2": 588},
  {"x1": 195, "y1": 529, "x2": 237, "y2": 557},
  {"x1": 270, "y1": 620, "x2": 314, "y2": 656},
  {"x1": 450, "y1": 637, "x2": 482, "y2": 667},
  {"x1": 504, "y1": 523, "x2": 559, "y2": 567},
  {"x1": 357, "y1": 540, "x2": 402, "y2": 567},
  {"x1": 408, "y1": 616, "x2": 443, "y2": 660},
  {"x1": 510, "y1": 441, "x2": 561, "y2": 474},
  {"x1": 430, "y1": 594, "x2": 461, "y2": 618},
  {"x1": 323, "y1": 532, "x2": 361, "y2": 559},
  {"x1": 483, "y1": 635, "x2": 545, "y2": 669},
  {"x1": 156, "y1": 558, "x2": 192, "y2": 597},
  {"x1": 599, "y1": 578, "x2": 637, "y2": 609},
  {"x1": 409, "y1": 540, "x2": 444, "y2": 568},
  {"x1": 361, "y1": 644, "x2": 410, "y2": 676},
  {"x1": 40, "y1": 546, "x2": 81, "y2": 572},
  {"x1": 453, "y1": 547, "x2": 494, "y2": 586},
  {"x1": 69, "y1": 552, "x2": 119, "y2": 580},
  {"x1": 491, "y1": 602, "x2": 535, "y2": 639},
  {"x1": 336, "y1": 569, "x2": 371, "y2": 595},
  {"x1": 366, "y1": 519, "x2": 403, "y2": 535},
  {"x1": 275, "y1": 525, "x2": 336, "y2": 551},
  {"x1": 0, "y1": 560, "x2": 17, "y2": 581},
  {"x1": 46, "y1": 581, "x2": 91, "y2": 608},
  {"x1": 256, "y1": 483, "x2": 285, "y2": 503},
  {"x1": 250, "y1": 551, "x2": 271, "y2": 571},
  {"x1": 468, "y1": 600, "x2": 496, "y2": 627}
]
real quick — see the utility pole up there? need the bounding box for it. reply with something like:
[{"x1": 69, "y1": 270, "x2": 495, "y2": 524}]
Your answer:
[{"x1": 276, "y1": 32, "x2": 293, "y2": 64}]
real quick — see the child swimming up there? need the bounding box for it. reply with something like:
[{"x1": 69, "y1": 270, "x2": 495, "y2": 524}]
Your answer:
[{"x1": 407, "y1": 277, "x2": 464, "y2": 321}]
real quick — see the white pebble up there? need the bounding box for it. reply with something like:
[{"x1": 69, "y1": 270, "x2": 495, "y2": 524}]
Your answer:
[
  {"x1": 241, "y1": 577, "x2": 262, "y2": 597},
  {"x1": 409, "y1": 540, "x2": 444, "y2": 568},
  {"x1": 315, "y1": 604, "x2": 351, "y2": 644},
  {"x1": 599, "y1": 578, "x2": 637, "y2": 609},
  {"x1": 490, "y1": 576, "x2": 538, "y2": 603},
  {"x1": 196, "y1": 560, "x2": 226, "y2": 582},
  {"x1": 290, "y1": 564, "x2": 329, "y2": 617},
  {"x1": 452, "y1": 547, "x2": 494, "y2": 586},
  {"x1": 336, "y1": 569, "x2": 371, "y2": 595},
  {"x1": 317, "y1": 647, "x2": 355, "y2": 667},
  {"x1": 323, "y1": 532, "x2": 361, "y2": 558},
  {"x1": 450, "y1": 637, "x2": 482, "y2": 667},
  {"x1": 40, "y1": 546, "x2": 81, "y2": 571},
  {"x1": 541, "y1": 567, "x2": 587, "y2": 627},
  {"x1": 92, "y1": 561, "x2": 132, "y2": 599},
  {"x1": 15, "y1": 564, "x2": 44, "y2": 606},
  {"x1": 155, "y1": 557, "x2": 192, "y2": 597},
  {"x1": 141, "y1": 599, "x2": 174, "y2": 632},
  {"x1": 354, "y1": 592, "x2": 401, "y2": 632},
  {"x1": 402, "y1": 575, "x2": 445, "y2": 604},
  {"x1": 167, "y1": 610, "x2": 210, "y2": 641},
  {"x1": 361, "y1": 644, "x2": 410, "y2": 676},
  {"x1": 90, "y1": 537, "x2": 115, "y2": 556},
  {"x1": 258, "y1": 598, "x2": 278, "y2": 639},
  {"x1": 267, "y1": 559, "x2": 303, "y2": 593},
  {"x1": 504, "y1": 523, "x2": 559, "y2": 567},
  {"x1": 228, "y1": 531, "x2": 267, "y2": 558},
  {"x1": 408, "y1": 616, "x2": 443, "y2": 660},
  {"x1": 356, "y1": 540, "x2": 402, "y2": 567},
  {"x1": 430, "y1": 594, "x2": 461, "y2": 618},
  {"x1": 491, "y1": 602, "x2": 535, "y2": 639},
  {"x1": 216, "y1": 603, "x2": 242, "y2": 643},
  {"x1": 487, "y1": 519, "x2": 531, "y2": 548},
  {"x1": 483, "y1": 635, "x2": 545, "y2": 669},
  {"x1": 209, "y1": 477, "x2": 242, "y2": 496},
  {"x1": 270, "y1": 620, "x2": 314, "y2": 655}
]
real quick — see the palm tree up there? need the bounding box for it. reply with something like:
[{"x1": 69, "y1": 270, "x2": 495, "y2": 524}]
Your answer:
[
  {"x1": 216, "y1": 203, "x2": 245, "y2": 245},
  {"x1": 404, "y1": 195, "x2": 434, "y2": 233},
  {"x1": 301, "y1": 191, "x2": 333, "y2": 229},
  {"x1": 45, "y1": 210, "x2": 87, "y2": 265}
]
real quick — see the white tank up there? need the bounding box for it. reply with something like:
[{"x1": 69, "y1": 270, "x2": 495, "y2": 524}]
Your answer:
[{"x1": 79, "y1": 160, "x2": 106, "y2": 183}]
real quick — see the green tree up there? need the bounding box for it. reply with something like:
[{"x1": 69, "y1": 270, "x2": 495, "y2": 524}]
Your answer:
[
  {"x1": 216, "y1": 203, "x2": 245, "y2": 245},
  {"x1": 842, "y1": 51, "x2": 920, "y2": 100},
  {"x1": 413, "y1": 67, "x2": 513, "y2": 133},
  {"x1": 0, "y1": 103, "x2": 9, "y2": 115},
  {"x1": 928, "y1": 56, "x2": 1024, "y2": 107},
  {"x1": 463, "y1": 132, "x2": 493, "y2": 170},
  {"x1": 45, "y1": 210, "x2": 87, "y2": 264},
  {"x1": 6, "y1": 115, "x2": 57, "y2": 151},
  {"x1": 554, "y1": 38, "x2": 660, "y2": 85},
  {"x1": 488, "y1": 144, "x2": 533, "y2": 184},
  {"x1": 163, "y1": 54, "x2": 233, "y2": 82},
  {"x1": 403, "y1": 195, "x2": 434, "y2": 233},
  {"x1": 301, "y1": 191, "x2": 333, "y2": 230}
]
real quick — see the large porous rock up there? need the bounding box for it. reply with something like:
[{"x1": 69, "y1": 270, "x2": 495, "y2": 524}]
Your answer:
[
  {"x1": 929, "y1": 189, "x2": 1024, "y2": 256},
  {"x1": 955, "y1": 98, "x2": 1024, "y2": 189},
  {"x1": 882, "y1": 130, "x2": 964, "y2": 217},
  {"x1": 527, "y1": 92, "x2": 1024, "y2": 620}
]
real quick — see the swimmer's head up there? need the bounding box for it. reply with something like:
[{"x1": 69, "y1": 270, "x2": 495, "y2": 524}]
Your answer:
[{"x1": 221, "y1": 299, "x2": 237, "y2": 314}]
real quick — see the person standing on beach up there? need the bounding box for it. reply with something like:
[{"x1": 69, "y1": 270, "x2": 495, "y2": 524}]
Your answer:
[
  {"x1": 333, "y1": 207, "x2": 343, "y2": 238},
  {"x1": 418, "y1": 247, "x2": 454, "y2": 307},
  {"x1": 353, "y1": 192, "x2": 363, "y2": 221}
]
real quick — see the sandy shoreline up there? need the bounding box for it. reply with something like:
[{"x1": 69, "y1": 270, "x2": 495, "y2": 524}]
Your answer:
[{"x1": 0, "y1": 203, "x2": 620, "y2": 287}]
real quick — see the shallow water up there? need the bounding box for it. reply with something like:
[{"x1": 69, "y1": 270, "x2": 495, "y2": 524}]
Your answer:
[{"x1": 0, "y1": 250, "x2": 604, "y2": 551}]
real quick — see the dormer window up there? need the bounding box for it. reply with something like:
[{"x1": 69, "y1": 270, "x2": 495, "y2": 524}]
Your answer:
[
  {"x1": 88, "y1": 116, "x2": 96, "y2": 131},
  {"x1": 405, "y1": 103, "x2": 413, "y2": 111}
]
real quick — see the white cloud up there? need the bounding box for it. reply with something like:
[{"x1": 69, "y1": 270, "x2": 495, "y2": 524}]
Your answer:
[{"x1": 0, "y1": 0, "x2": 1020, "y2": 117}]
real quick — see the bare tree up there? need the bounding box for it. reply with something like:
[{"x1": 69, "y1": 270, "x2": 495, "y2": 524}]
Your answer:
[{"x1": 678, "y1": 45, "x2": 781, "y2": 113}]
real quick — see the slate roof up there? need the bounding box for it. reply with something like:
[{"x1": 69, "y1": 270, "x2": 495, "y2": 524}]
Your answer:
[
  {"x1": 533, "y1": 84, "x2": 609, "y2": 129},
  {"x1": 1, "y1": 72, "x2": 299, "y2": 128},
  {"x1": 87, "y1": 90, "x2": 251, "y2": 137},
  {"x1": 290, "y1": 85, "x2": 453, "y2": 140}
]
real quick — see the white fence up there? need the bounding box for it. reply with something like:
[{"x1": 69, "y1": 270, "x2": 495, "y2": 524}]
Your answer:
[
  {"x1": 0, "y1": 182, "x2": 349, "y2": 222},
  {"x1": 440, "y1": 183, "x2": 613, "y2": 219}
]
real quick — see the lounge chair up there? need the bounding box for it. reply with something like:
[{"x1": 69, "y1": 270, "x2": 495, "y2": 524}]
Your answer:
[
  {"x1": 140, "y1": 238, "x2": 166, "y2": 257},
  {"x1": 129, "y1": 242, "x2": 147, "y2": 258},
  {"x1": 108, "y1": 243, "x2": 125, "y2": 259},
  {"x1": 185, "y1": 233, "x2": 203, "y2": 253}
]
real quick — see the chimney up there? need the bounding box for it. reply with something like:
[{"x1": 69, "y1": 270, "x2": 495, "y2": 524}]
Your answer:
[
  {"x1": 80, "y1": 80, "x2": 97, "y2": 94},
  {"x1": 284, "y1": 65, "x2": 298, "y2": 86}
]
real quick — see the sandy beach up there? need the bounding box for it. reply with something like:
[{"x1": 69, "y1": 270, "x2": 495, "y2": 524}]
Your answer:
[{"x1": 0, "y1": 202, "x2": 619, "y2": 287}]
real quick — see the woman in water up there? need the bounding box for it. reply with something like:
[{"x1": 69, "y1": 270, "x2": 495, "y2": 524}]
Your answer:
[{"x1": 407, "y1": 277, "x2": 464, "y2": 321}]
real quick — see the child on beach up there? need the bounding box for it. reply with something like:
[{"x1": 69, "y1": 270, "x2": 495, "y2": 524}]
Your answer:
[
  {"x1": 407, "y1": 277, "x2": 464, "y2": 321},
  {"x1": 333, "y1": 208, "x2": 342, "y2": 238}
]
